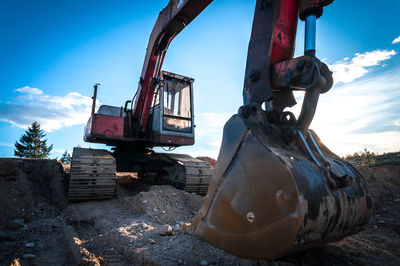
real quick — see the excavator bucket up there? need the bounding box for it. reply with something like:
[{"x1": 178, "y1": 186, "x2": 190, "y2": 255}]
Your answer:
[{"x1": 192, "y1": 104, "x2": 372, "y2": 259}]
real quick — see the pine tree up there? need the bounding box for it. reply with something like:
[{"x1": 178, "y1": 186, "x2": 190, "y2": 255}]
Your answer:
[
  {"x1": 14, "y1": 121, "x2": 53, "y2": 158},
  {"x1": 60, "y1": 150, "x2": 71, "y2": 164}
]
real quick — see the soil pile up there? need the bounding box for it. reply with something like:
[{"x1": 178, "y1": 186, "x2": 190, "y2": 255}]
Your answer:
[
  {"x1": 126, "y1": 186, "x2": 203, "y2": 224},
  {"x1": 0, "y1": 156, "x2": 399, "y2": 265},
  {"x1": 0, "y1": 158, "x2": 67, "y2": 225},
  {"x1": 196, "y1": 157, "x2": 216, "y2": 169},
  {"x1": 0, "y1": 158, "x2": 73, "y2": 265}
]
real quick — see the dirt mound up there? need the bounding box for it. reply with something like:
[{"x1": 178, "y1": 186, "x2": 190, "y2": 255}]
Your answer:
[
  {"x1": 61, "y1": 164, "x2": 399, "y2": 265},
  {"x1": 356, "y1": 164, "x2": 400, "y2": 206},
  {"x1": 0, "y1": 158, "x2": 67, "y2": 226},
  {"x1": 1, "y1": 157, "x2": 399, "y2": 265},
  {"x1": 0, "y1": 158, "x2": 72, "y2": 265},
  {"x1": 125, "y1": 185, "x2": 203, "y2": 224},
  {"x1": 370, "y1": 165, "x2": 400, "y2": 187},
  {"x1": 196, "y1": 157, "x2": 216, "y2": 169}
]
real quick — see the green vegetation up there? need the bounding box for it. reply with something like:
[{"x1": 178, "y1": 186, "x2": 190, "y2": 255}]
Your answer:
[
  {"x1": 360, "y1": 148, "x2": 376, "y2": 167},
  {"x1": 345, "y1": 148, "x2": 376, "y2": 167},
  {"x1": 14, "y1": 121, "x2": 53, "y2": 158},
  {"x1": 60, "y1": 150, "x2": 72, "y2": 164}
]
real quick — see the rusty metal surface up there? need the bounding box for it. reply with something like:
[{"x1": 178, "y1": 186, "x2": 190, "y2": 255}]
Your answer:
[
  {"x1": 84, "y1": 114, "x2": 124, "y2": 141},
  {"x1": 91, "y1": 83, "x2": 99, "y2": 117},
  {"x1": 153, "y1": 134, "x2": 194, "y2": 146},
  {"x1": 271, "y1": 0, "x2": 299, "y2": 64},
  {"x1": 299, "y1": 0, "x2": 334, "y2": 20},
  {"x1": 270, "y1": 55, "x2": 333, "y2": 134},
  {"x1": 242, "y1": 0, "x2": 282, "y2": 104},
  {"x1": 193, "y1": 105, "x2": 372, "y2": 259}
]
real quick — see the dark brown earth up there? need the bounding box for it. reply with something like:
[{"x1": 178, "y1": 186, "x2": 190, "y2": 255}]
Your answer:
[{"x1": 0, "y1": 155, "x2": 399, "y2": 265}]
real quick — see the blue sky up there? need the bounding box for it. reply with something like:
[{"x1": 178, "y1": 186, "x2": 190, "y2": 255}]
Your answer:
[{"x1": 1, "y1": 0, "x2": 399, "y2": 158}]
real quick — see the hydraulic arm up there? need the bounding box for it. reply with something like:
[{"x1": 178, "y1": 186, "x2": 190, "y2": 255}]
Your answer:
[
  {"x1": 192, "y1": 0, "x2": 372, "y2": 259},
  {"x1": 78, "y1": 0, "x2": 372, "y2": 259},
  {"x1": 129, "y1": 0, "x2": 213, "y2": 136}
]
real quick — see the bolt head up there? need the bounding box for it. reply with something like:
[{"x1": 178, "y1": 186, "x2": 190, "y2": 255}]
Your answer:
[
  {"x1": 246, "y1": 212, "x2": 256, "y2": 222},
  {"x1": 248, "y1": 69, "x2": 260, "y2": 82}
]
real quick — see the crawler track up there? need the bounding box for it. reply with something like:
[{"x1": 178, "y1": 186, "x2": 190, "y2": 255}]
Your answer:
[
  {"x1": 68, "y1": 148, "x2": 116, "y2": 202},
  {"x1": 67, "y1": 148, "x2": 212, "y2": 202},
  {"x1": 162, "y1": 154, "x2": 212, "y2": 195}
]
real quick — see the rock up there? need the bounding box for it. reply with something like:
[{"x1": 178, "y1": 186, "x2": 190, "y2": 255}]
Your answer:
[
  {"x1": 394, "y1": 198, "x2": 400, "y2": 202},
  {"x1": 23, "y1": 254, "x2": 37, "y2": 259},
  {"x1": 149, "y1": 238, "x2": 156, "y2": 245},
  {"x1": 157, "y1": 225, "x2": 173, "y2": 236},
  {"x1": 142, "y1": 199, "x2": 148, "y2": 204},
  {"x1": 25, "y1": 242, "x2": 35, "y2": 248},
  {"x1": 200, "y1": 259, "x2": 208, "y2": 265},
  {"x1": 181, "y1": 223, "x2": 193, "y2": 234},
  {"x1": 377, "y1": 220, "x2": 385, "y2": 224},
  {"x1": 141, "y1": 223, "x2": 153, "y2": 230},
  {"x1": 6, "y1": 219, "x2": 24, "y2": 230},
  {"x1": 172, "y1": 224, "x2": 180, "y2": 232}
]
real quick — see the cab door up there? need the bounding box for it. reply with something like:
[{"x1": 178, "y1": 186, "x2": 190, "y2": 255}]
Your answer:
[{"x1": 152, "y1": 71, "x2": 195, "y2": 146}]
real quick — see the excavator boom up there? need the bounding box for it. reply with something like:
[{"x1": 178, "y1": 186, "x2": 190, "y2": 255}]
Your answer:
[
  {"x1": 131, "y1": 0, "x2": 213, "y2": 134},
  {"x1": 192, "y1": 0, "x2": 372, "y2": 259},
  {"x1": 72, "y1": 0, "x2": 372, "y2": 259}
]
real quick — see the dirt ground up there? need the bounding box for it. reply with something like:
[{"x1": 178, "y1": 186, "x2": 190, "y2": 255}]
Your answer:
[{"x1": 0, "y1": 156, "x2": 399, "y2": 266}]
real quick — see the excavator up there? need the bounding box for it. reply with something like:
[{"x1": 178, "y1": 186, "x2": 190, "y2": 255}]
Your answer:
[{"x1": 68, "y1": 0, "x2": 372, "y2": 259}]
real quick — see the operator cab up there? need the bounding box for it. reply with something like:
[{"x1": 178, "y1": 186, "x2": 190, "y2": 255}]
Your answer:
[{"x1": 151, "y1": 71, "x2": 195, "y2": 146}]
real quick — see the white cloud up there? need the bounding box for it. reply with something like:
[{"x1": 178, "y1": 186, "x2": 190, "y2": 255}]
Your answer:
[
  {"x1": 175, "y1": 47, "x2": 400, "y2": 158},
  {"x1": 16, "y1": 86, "x2": 43, "y2": 95},
  {"x1": 194, "y1": 112, "x2": 232, "y2": 157},
  {"x1": 392, "y1": 35, "x2": 400, "y2": 44},
  {"x1": 170, "y1": 112, "x2": 232, "y2": 159},
  {"x1": 195, "y1": 112, "x2": 232, "y2": 135},
  {"x1": 287, "y1": 67, "x2": 400, "y2": 156},
  {"x1": 0, "y1": 86, "x2": 98, "y2": 132},
  {"x1": 329, "y1": 49, "x2": 396, "y2": 84},
  {"x1": 184, "y1": 48, "x2": 400, "y2": 158}
]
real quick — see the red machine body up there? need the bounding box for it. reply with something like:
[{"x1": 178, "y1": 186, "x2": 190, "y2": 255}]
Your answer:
[
  {"x1": 84, "y1": 70, "x2": 196, "y2": 147},
  {"x1": 83, "y1": 0, "x2": 331, "y2": 150},
  {"x1": 78, "y1": 0, "x2": 373, "y2": 260},
  {"x1": 271, "y1": 0, "x2": 299, "y2": 64},
  {"x1": 85, "y1": 114, "x2": 124, "y2": 141}
]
